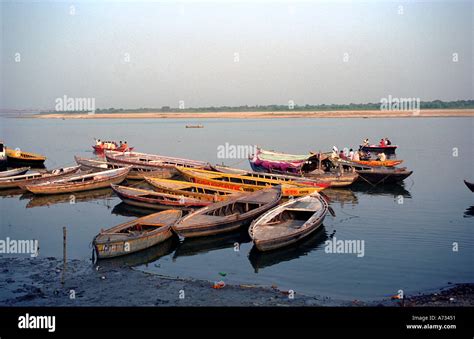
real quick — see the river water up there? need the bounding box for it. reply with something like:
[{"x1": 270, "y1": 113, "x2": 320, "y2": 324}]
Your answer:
[{"x1": 1, "y1": 116, "x2": 473, "y2": 300}]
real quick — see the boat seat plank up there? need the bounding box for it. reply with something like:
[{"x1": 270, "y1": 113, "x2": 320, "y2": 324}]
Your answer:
[{"x1": 289, "y1": 200, "x2": 322, "y2": 209}]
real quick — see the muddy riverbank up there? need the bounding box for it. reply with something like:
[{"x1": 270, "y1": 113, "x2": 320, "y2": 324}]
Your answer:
[{"x1": 1, "y1": 258, "x2": 472, "y2": 307}]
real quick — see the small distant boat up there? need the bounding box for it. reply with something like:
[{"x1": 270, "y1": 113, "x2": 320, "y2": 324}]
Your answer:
[
  {"x1": 352, "y1": 159, "x2": 403, "y2": 167},
  {"x1": 105, "y1": 151, "x2": 210, "y2": 170},
  {"x1": 6, "y1": 148, "x2": 46, "y2": 166},
  {"x1": 93, "y1": 210, "x2": 182, "y2": 259},
  {"x1": 144, "y1": 177, "x2": 238, "y2": 202},
  {"x1": 249, "y1": 192, "x2": 329, "y2": 252},
  {"x1": 75, "y1": 156, "x2": 175, "y2": 180},
  {"x1": 92, "y1": 140, "x2": 134, "y2": 153},
  {"x1": 359, "y1": 144, "x2": 397, "y2": 154},
  {"x1": 356, "y1": 167, "x2": 413, "y2": 185},
  {"x1": 0, "y1": 167, "x2": 30, "y2": 178},
  {"x1": 464, "y1": 180, "x2": 474, "y2": 192},
  {"x1": 0, "y1": 165, "x2": 80, "y2": 189},
  {"x1": 173, "y1": 186, "x2": 282, "y2": 238},
  {"x1": 111, "y1": 184, "x2": 210, "y2": 210},
  {"x1": 24, "y1": 167, "x2": 130, "y2": 195},
  {"x1": 185, "y1": 124, "x2": 204, "y2": 128},
  {"x1": 176, "y1": 167, "x2": 327, "y2": 197}
]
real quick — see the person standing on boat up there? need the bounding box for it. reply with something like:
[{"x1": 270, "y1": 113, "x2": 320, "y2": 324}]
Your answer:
[
  {"x1": 331, "y1": 146, "x2": 339, "y2": 159},
  {"x1": 349, "y1": 148, "x2": 354, "y2": 160},
  {"x1": 353, "y1": 150, "x2": 360, "y2": 161},
  {"x1": 377, "y1": 152, "x2": 387, "y2": 162},
  {"x1": 385, "y1": 138, "x2": 392, "y2": 146},
  {"x1": 363, "y1": 138, "x2": 369, "y2": 146},
  {"x1": 379, "y1": 138, "x2": 386, "y2": 147}
]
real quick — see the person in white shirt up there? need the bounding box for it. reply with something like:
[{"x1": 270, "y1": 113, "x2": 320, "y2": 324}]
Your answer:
[{"x1": 349, "y1": 148, "x2": 354, "y2": 160}]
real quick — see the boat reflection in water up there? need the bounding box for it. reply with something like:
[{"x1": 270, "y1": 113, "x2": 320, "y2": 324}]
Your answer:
[
  {"x1": 321, "y1": 188, "x2": 358, "y2": 207},
  {"x1": 111, "y1": 201, "x2": 157, "y2": 218},
  {"x1": 24, "y1": 187, "x2": 115, "y2": 208},
  {"x1": 350, "y1": 182, "x2": 412, "y2": 199},
  {"x1": 0, "y1": 187, "x2": 26, "y2": 198},
  {"x1": 172, "y1": 229, "x2": 250, "y2": 260},
  {"x1": 94, "y1": 237, "x2": 178, "y2": 269},
  {"x1": 248, "y1": 227, "x2": 328, "y2": 273},
  {"x1": 464, "y1": 206, "x2": 474, "y2": 218}
]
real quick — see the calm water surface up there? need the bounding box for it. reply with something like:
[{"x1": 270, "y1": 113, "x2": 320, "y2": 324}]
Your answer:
[{"x1": 1, "y1": 116, "x2": 473, "y2": 300}]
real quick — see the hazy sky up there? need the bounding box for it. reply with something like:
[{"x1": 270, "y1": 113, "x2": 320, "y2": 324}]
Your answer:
[{"x1": 1, "y1": 1, "x2": 472, "y2": 110}]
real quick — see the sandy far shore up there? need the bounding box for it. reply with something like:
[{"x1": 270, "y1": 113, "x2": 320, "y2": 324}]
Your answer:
[{"x1": 31, "y1": 109, "x2": 474, "y2": 119}]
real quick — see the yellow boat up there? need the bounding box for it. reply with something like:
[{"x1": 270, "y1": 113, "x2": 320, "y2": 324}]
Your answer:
[
  {"x1": 6, "y1": 148, "x2": 46, "y2": 166},
  {"x1": 176, "y1": 167, "x2": 327, "y2": 197},
  {"x1": 144, "y1": 177, "x2": 239, "y2": 202}
]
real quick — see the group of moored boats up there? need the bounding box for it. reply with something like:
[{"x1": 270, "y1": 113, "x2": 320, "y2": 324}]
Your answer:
[{"x1": 1, "y1": 139, "x2": 471, "y2": 260}]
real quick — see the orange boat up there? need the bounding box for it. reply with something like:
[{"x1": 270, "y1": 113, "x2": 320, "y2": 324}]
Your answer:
[
  {"x1": 352, "y1": 159, "x2": 403, "y2": 167},
  {"x1": 92, "y1": 140, "x2": 133, "y2": 153}
]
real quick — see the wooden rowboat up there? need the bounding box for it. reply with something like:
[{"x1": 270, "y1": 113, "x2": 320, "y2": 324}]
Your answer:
[
  {"x1": 249, "y1": 193, "x2": 329, "y2": 252},
  {"x1": 144, "y1": 177, "x2": 239, "y2": 202},
  {"x1": 214, "y1": 164, "x2": 356, "y2": 188},
  {"x1": 464, "y1": 180, "x2": 474, "y2": 192},
  {"x1": 176, "y1": 167, "x2": 327, "y2": 197},
  {"x1": 0, "y1": 167, "x2": 30, "y2": 178},
  {"x1": 0, "y1": 165, "x2": 80, "y2": 189},
  {"x1": 75, "y1": 156, "x2": 175, "y2": 180},
  {"x1": 105, "y1": 150, "x2": 210, "y2": 170},
  {"x1": 24, "y1": 167, "x2": 130, "y2": 195},
  {"x1": 111, "y1": 184, "x2": 211, "y2": 210},
  {"x1": 352, "y1": 159, "x2": 403, "y2": 167},
  {"x1": 6, "y1": 148, "x2": 46, "y2": 166},
  {"x1": 93, "y1": 210, "x2": 182, "y2": 259},
  {"x1": 173, "y1": 186, "x2": 282, "y2": 238},
  {"x1": 359, "y1": 144, "x2": 397, "y2": 154},
  {"x1": 92, "y1": 141, "x2": 133, "y2": 153}
]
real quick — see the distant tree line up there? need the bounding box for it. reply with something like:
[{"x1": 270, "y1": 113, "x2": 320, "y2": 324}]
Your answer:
[{"x1": 43, "y1": 99, "x2": 474, "y2": 114}]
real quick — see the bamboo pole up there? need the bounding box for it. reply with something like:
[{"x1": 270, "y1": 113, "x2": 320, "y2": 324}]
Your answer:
[{"x1": 61, "y1": 227, "x2": 67, "y2": 285}]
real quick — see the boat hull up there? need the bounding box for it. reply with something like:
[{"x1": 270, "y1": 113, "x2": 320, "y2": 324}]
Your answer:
[
  {"x1": 0, "y1": 166, "x2": 80, "y2": 189},
  {"x1": 6, "y1": 148, "x2": 46, "y2": 166},
  {"x1": 464, "y1": 180, "x2": 474, "y2": 192},
  {"x1": 174, "y1": 218, "x2": 254, "y2": 238},
  {"x1": 92, "y1": 143, "x2": 134, "y2": 153},
  {"x1": 357, "y1": 170, "x2": 413, "y2": 184},
  {"x1": 0, "y1": 167, "x2": 30, "y2": 178},
  {"x1": 254, "y1": 219, "x2": 325, "y2": 252},
  {"x1": 95, "y1": 228, "x2": 173, "y2": 259},
  {"x1": 105, "y1": 151, "x2": 210, "y2": 170},
  {"x1": 249, "y1": 162, "x2": 358, "y2": 187},
  {"x1": 75, "y1": 156, "x2": 175, "y2": 180},
  {"x1": 112, "y1": 185, "x2": 209, "y2": 210},
  {"x1": 178, "y1": 167, "x2": 325, "y2": 197},
  {"x1": 93, "y1": 210, "x2": 181, "y2": 259},
  {"x1": 352, "y1": 160, "x2": 402, "y2": 167},
  {"x1": 250, "y1": 193, "x2": 328, "y2": 252}
]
